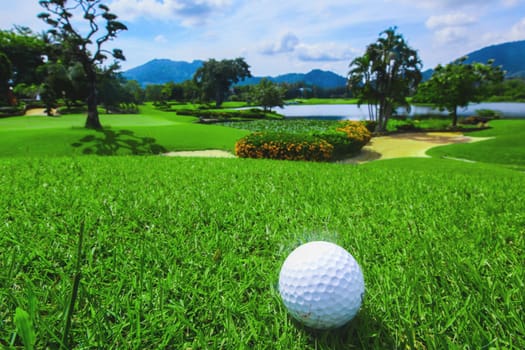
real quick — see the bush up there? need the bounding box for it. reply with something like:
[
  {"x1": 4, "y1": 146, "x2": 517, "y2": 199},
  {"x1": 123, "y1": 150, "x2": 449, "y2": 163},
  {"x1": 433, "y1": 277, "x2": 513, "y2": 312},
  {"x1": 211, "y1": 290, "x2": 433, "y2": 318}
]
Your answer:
[
  {"x1": 176, "y1": 108, "x2": 281, "y2": 121},
  {"x1": 460, "y1": 110, "x2": 500, "y2": 125},
  {"x1": 235, "y1": 132, "x2": 334, "y2": 161},
  {"x1": 235, "y1": 120, "x2": 371, "y2": 162},
  {"x1": 475, "y1": 109, "x2": 501, "y2": 118},
  {"x1": 0, "y1": 105, "x2": 25, "y2": 117}
]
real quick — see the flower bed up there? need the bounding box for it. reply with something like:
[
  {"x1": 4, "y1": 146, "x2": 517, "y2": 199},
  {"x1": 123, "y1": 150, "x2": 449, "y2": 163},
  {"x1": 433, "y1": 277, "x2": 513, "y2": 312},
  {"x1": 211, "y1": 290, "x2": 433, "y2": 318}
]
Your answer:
[{"x1": 235, "y1": 121, "x2": 371, "y2": 161}]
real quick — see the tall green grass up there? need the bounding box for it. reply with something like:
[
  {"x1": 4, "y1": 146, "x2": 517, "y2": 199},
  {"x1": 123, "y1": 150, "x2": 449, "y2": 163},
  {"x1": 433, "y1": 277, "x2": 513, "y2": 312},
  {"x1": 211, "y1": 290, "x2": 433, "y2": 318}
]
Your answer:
[
  {"x1": 1, "y1": 105, "x2": 524, "y2": 348},
  {"x1": 1, "y1": 156, "x2": 523, "y2": 349}
]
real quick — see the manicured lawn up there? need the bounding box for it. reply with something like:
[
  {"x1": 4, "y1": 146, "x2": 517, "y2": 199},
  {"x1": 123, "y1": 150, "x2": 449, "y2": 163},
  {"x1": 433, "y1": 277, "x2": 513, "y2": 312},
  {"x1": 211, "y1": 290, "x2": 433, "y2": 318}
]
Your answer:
[
  {"x1": 0, "y1": 104, "x2": 249, "y2": 156},
  {"x1": 427, "y1": 120, "x2": 525, "y2": 170},
  {"x1": 0, "y1": 106, "x2": 524, "y2": 349}
]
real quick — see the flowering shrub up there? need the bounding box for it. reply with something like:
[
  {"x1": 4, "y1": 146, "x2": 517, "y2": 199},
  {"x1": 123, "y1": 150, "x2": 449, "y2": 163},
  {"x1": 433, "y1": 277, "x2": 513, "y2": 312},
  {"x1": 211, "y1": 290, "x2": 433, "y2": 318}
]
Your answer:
[
  {"x1": 235, "y1": 121, "x2": 371, "y2": 162},
  {"x1": 235, "y1": 132, "x2": 334, "y2": 161}
]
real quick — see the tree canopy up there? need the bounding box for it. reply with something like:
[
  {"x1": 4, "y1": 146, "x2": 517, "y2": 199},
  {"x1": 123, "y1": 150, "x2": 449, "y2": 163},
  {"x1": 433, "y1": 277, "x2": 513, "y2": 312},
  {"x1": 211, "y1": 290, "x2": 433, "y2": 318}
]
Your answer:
[
  {"x1": 250, "y1": 78, "x2": 285, "y2": 112},
  {"x1": 414, "y1": 57, "x2": 505, "y2": 126},
  {"x1": 348, "y1": 27, "x2": 422, "y2": 132},
  {"x1": 38, "y1": 0, "x2": 127, "y2": 129},
  {"x1": 193, "y1": 58, "x2": 251, "y2": 107}
]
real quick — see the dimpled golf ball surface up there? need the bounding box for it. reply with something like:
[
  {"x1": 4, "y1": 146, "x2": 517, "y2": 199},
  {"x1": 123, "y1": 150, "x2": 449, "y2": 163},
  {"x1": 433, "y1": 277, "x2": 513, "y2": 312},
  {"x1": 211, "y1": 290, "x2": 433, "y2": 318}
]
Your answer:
[{"x1": 279, "y1": 241, "x2": 365, "y2": 329}]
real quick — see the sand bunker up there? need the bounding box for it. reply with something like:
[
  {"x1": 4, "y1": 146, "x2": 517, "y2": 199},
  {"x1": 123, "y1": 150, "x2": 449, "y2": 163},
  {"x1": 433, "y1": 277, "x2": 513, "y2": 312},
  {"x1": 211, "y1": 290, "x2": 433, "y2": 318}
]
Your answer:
[
  {"x1": 24, "y1": 108, "x2": 54, "y2": 116},
  {"x1": 340, "y1": 132, "x2": 492, "y2": 164},
  {"x1": 163, "y1": 150, "x2": 236, "y2": 158}
]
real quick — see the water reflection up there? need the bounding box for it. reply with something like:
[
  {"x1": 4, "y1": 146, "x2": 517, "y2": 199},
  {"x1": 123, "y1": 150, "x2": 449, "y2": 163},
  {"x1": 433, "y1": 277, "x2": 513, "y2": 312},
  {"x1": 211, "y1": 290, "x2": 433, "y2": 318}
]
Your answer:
[{"x1": 278, "y1": 102, "x2": 525, "y2": 120}]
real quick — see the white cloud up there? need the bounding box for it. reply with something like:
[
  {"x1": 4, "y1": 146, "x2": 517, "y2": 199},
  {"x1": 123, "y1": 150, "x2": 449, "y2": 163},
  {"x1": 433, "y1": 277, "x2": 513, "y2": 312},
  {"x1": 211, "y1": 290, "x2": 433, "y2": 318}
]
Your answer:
[
  {"x1": 259, "y1": 32, "x2": 356, "y2": 63},
  {"x1": 426, "y1": 12, "x2": 478, "y2": 29},
  {"x1": 509, "y1": 17, "x2": 525, "y2": 40},
  {"x1": 433, "y1": 26, "x2": 470, "y2": 45},
  {"x1": 154, "y1": 35, "x2": 168, "y2": 43},
  {"x1": 425, "y1": 11, "x2": 478, "y2": 46},
  {"x1": 260, "y1": 33, "x2": 300, "y2": 55},
  {"x1": 109, "y1": 0, "x2": 234, "y2": 25},
  {"x1": 296, "y1": 43, "x2": 356, "y2": 62}
]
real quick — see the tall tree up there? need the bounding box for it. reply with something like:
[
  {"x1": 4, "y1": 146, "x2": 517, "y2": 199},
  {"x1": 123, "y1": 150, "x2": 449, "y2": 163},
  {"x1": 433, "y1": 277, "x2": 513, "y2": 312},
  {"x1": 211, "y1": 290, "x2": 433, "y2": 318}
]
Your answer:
[
  {"x1": 0, "y1": 27, "x2": 48, "y2": 87},
  {"x1": 193, "y1": 58, "x2": 251, "y2": 107},
  {"x1": 0, "y1": 52, "x2": 12, "y2": 104},
  {"x1": 38, "y1": 0, "x2": 127, "y2": 129},
  {"x1": 348, "y1": 28, "x2": 422, "y2": 132},
  {"x1": 250, "y1": 78, "x2": 285, "y2": 112},
  {"x1": 414, "y1": 57, "x2": 504, "y2": 127}
]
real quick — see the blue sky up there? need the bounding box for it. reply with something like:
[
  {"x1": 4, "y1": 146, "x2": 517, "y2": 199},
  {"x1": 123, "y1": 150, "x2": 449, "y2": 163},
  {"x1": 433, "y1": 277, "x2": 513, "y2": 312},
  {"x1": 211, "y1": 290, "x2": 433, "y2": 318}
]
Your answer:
[{"x1": 2, "y1": 0, "x2": 525, "y2": 76}]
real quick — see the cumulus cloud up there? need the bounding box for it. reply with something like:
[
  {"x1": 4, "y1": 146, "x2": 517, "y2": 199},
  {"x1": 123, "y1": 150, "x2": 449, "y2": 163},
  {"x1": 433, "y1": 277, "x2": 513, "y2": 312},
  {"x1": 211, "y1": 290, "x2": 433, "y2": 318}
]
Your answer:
[
  {"x1": 296, "y1": 43, "x2": 356, "y2": 62},
  {"x1": 260, "y1": 33, "x2": 300, "y2": 55},
  {"x1": 109, "y1": 0, "x2": 233, "y2": 25},
  {"x1": 425, "y1": 11, "x2": 478, "y2": 45},
  {"x1": 260, "y1": 33, "x2": 355, "y2": 62},
  {"x1": 426, "y1": 12, "x2": 477, "y2": 29},
  {"x1": 510, "y1": 17, "x2": 525, "y2": 40}
]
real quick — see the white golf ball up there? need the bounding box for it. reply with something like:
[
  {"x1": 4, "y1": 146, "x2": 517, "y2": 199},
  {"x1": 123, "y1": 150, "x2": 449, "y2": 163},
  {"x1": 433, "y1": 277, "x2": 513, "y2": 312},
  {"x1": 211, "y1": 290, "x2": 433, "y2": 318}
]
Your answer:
[{"x1": 278, "y1": 241, "x2": 365, "y2": 329}]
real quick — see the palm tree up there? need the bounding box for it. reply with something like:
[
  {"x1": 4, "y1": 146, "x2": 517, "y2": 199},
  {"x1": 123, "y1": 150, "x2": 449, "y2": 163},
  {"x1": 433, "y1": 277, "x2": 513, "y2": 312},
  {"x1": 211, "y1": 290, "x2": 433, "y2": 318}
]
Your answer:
[{"x1": 348, "y1": 28, "x2": 422, "y2": 132}]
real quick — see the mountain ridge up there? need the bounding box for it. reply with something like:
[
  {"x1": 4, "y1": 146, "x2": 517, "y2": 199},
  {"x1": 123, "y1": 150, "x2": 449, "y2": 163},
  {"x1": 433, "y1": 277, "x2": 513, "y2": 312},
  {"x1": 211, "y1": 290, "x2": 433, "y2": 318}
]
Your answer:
[
  {"x1": 124, "y1": 40, "x2": 525, "y2": 86},
  {"x1": 422, "y1": 40, "x2": 525, "y2": 80},
  {"x1": 123, "y1": 60, "x2": 348, "y2": 89}
]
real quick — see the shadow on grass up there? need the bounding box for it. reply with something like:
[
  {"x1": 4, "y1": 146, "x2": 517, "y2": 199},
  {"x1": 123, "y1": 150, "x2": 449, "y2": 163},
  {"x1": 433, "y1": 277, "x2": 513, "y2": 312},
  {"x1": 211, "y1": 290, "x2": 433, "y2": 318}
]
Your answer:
[
  {"x1": 294, "y1": 308, "x2": 396, "y2": 349},
  {"x1": 71, "y1": 129, "x2": 167, "y2": 155}
]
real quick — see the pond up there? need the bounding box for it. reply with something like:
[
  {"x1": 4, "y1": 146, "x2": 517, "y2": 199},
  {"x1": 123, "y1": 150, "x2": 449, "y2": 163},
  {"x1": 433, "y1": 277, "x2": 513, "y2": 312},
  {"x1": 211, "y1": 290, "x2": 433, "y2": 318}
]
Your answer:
[{"x1": 277, "y1": 102, "x2": 525, "y2": 120}]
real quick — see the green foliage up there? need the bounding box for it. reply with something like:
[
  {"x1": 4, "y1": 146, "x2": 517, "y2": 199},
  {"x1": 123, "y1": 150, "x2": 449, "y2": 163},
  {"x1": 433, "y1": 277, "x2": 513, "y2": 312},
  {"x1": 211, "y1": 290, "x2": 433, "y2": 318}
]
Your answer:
[
  {"x1": 225, "y1": 119, "x2": 348, "y2": 134},
  {"x1": 39, "y1": 0, "x2": 128, "y2": 129},
  {"x1": 193, "y1": 58, "x2": 252, "y2": 107},
  {"x1": 0, "y1": 52, "x2": 12, "y2": 103},
  {"x1": 348, "y1": 27, "x2": 422, "y2": 131},
  {"x1": 235, "y1": 132, "x2": 334, "y2": 161},
  {"x1": 0, "y1": 27, "x2": 47, "y2": 87},
  {"x1": 14, "y1": 308, "x2": 36, "y2": 350},
  {"x1": 250, "y1": 78, "x2": 286, "y2": 112},
  {"x1": 414, "y1": 57, "x2": 505, "y2": 126},
  {"x1": 485, "y1": 78, "x2": 525, "y2": 102},
  {"x1": 176, "y1": 107, "x2": 281, "y2": 121},
  {"x1": 235, "y1": 121, "x2": 371, "y2": 161}
]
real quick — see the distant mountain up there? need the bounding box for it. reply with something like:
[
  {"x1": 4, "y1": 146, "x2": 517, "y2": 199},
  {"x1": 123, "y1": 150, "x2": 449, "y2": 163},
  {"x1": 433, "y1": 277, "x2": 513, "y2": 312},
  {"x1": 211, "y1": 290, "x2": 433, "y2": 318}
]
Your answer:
[
  {"x1": 240, "y1": 69, "x2": 347, "y2": 89},
  {"x1": 423, "y1": 40, "x2": 525, "y2": 80},
  {"x1": 123, "y1": 59, "x2": 347, "y2": 89},
  {"x1": 463, "y1": 40, "x2": 525, "y2": 78},
  {"x1": 122, "y1": 59, "x2": 204, "y2": 85}
]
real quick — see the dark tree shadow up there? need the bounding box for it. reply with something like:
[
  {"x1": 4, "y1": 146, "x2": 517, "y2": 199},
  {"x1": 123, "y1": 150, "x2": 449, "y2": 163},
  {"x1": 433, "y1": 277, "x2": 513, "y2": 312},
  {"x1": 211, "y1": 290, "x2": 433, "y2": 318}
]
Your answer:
[
  {"x1": 71, "y1": 129, "x2": 167, "y2": 155},
  {"x1": 292, "y1": 307, "x2": 396, "y2": 349}
]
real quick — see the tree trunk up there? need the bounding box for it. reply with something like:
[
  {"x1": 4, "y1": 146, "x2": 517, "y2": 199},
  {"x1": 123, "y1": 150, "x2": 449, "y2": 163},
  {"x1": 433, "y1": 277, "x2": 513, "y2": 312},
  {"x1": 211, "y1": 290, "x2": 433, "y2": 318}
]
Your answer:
[
  {"x1": 376, "y1": 98, "x2": 387, "y2": 132},
  {"x1": 85, "y1": 71, "x2": 102, "y2": 130},
  {"x1": 451, "y1": 106, "x2": 458, "y2": 128},
  {"x1": 215, "y1": 88, "x2": 222, "y2": 108}
]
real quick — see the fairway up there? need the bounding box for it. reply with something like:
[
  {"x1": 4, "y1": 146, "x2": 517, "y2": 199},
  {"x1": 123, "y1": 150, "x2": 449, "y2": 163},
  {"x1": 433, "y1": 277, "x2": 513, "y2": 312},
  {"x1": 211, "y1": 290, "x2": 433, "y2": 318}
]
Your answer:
[
  {"x1": 0, "y1": 105, "x2": 250, "y2": 156},
  {"x1": 0, "y1": 110, "x2": 524, "y2": 349}
]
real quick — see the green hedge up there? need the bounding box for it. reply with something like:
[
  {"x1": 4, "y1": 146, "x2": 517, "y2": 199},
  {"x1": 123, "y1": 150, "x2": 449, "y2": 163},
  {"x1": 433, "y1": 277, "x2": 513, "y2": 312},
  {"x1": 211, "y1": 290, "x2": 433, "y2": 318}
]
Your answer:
[{"x1": 235, "y1": 121, "x2": 371, "y2": 162}]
